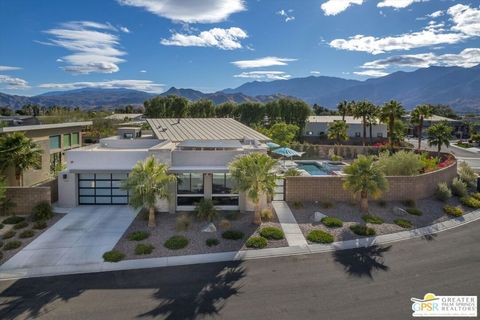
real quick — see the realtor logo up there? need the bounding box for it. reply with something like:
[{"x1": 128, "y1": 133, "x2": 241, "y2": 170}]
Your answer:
[{"x1": 411, "y1": 293, "x2": 477, "y2": 317}]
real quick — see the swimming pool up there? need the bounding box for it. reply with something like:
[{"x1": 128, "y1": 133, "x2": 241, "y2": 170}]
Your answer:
[{"x1": 296, "y1": 162, "x2": 331, "y2": 176}]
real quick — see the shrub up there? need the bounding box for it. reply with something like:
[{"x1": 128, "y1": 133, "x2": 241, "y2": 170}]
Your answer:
[
  {"x1": 103, "y1": 250, "x2": 125, "y2": 262},
  {"x1": 377, "y1": 200, "x2": 387, "y2": 208},
  {"x1": 321, "y1": 217, "x2": 343, "y2": 228},
  {"x1": 403, "y1": 199, "x2": 416, "y2": 208},
  {"x1": 175, "y1": 214, "x2": 191, "y2": 231},
  {"x1": 394, "y1": 219, "x2": 413, "y2": 229},
  {"x1": 127, "y1": 231, "x2": 150, "y2": 241},
  {"x1": 3, "y1": 240, "x2": 21, "y2": 250},
  {"x1": 195, "y1": 199, "x2": 217, "y2": 222},
  {"x1": 451, "y1": 177, "x2": 468, "y2": 197},
  {"x1": 460, "y1": 196, "x2": 480, "y2": 208},
  {"x1": 320, "y1": 201, "x2": 334, "y2": 209},
  {"x1": 260, "y1": 208, "x2": 274, "y2": 221},
  {"x1": 435, "y1": 182, "x2": 452, "y2": 202},
  {"x1": 206, "y1": 238, "x2": 219, "y2": 247},
  {"x1": 377, "y1": 150, "x2": 423, "y2": 176},
  {"x1": 0, "y1": 240, "x2": 3, "y2": 249},
  {"x1": 218, "y1": 219, "x2": 232, "y2": 230},
  {"x1": 419, "y1": 153, "x2": 440, "y2": 173},
  {"x1": 135, "y1": 243, "x2": 154, "y2": 255},
  {"x1": 443, "y1": 205, "x2": 463, "y2": 217},
  {"x1": 246, "y1": 236, "x2": 268, "y2": 249},
  {"x1": 13, "y1": 221, "x2": 29, "y2": 230},
  {"x1": 471, "y1": 192, "x2": 480, "y2": 201},
  {"x1": 362, "y1": 214, "x2": 384, "y2": 224},
  {"x1": 2, "y1": 230, "x2": 15, "y2": 239},
  {"x1": 259, "y1": 226, "x2": 285, "y2": 240},
  {"x1": 2, "y1": 216, "x2": 25, "y2": 225},
  {"x1": 164, "y1": 235, "x2": 189, "y2": 250},
  {"x1": 0, "y1": 223, "x2": 4, "y2": 229},
  {"x1": 221, "y1": 230, "x2": 244, "y2": 240},
  {"x1": 284, "y1": 168, "x2": 301, "y2": 177},
  {"x1": 31, "y1": 201, "x2": 53, "y2": 221},
  {"x1": 33, "y1": 220, "x2": 47, "y2": 230},
  {"x1": 19, "y1": 230, "x2": 35, "y2": 238},
  {"x1": 292, "y1": 201, "x2": 303, "y2": 209},
  {"x1": 406, "y1": 207, "x2": 423, "y2": 216},
  {"x1": 350, "y1": 224, "x2": 376, "y2": 236},
  {"x1": 307, "y1": 230, "x2": 334, "y2": 244},
  {"x1": 458, "y1": 162, "x2": 476, "y2": 187}
]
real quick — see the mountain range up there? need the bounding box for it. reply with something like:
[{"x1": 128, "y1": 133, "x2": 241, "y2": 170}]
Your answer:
[{"x1": 1, "y1": 65, "x2": 479, "y2": 112}]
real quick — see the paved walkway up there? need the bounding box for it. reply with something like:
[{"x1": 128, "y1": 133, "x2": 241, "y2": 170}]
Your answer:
[
  {"x1": 272, "y1": 201, "x2": 308, "y2": 247},
  {"x1": 1, "y1": 206, "x2": 138, "y2": 270}
]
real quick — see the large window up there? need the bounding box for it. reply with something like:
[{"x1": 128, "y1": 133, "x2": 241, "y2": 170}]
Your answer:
[
  {"x1": 177, "y1": 173, "x2": 204, "y2": 207},
  {"x1": 63, "y1": 134, "x2": 71, "y2": 149},
  {"x1": 78, "y1": 173, "x2": 129, "y2": 205},
  {"x1": 49, "y1": 135, "x2": 61, "y2": 150},
  {"x1": 212, "y1": 173, "x2": 238, "y2": 207},
  {"x1": 71, "y1": 132, "x2": 80, "y2": 145}
]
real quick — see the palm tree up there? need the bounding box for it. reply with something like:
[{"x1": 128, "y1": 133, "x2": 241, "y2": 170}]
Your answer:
[
  {"x1": 0, "y1": 132, "x2": 42, "y2": 186},
  {"x1": 229, "y1": 152, "x2": 277, "y2": 225},
  {"x1": 380, "y1": 100, "x2": 405, "y2": 148},
  {"x1": 0, "y1": 175, "x2": 6, "y2": 204},
  {"x1": 327, "y1": 120, "x2": 348, "y2": 145},
  {"x1": 343, "y1": 155, "x2": 388, "y2": 212},
  {"x1": 427, "y1": 121, "x2": 453, "y2": 158},
  {"x1": 337, "y1": 100, "x2": 350, "y2": 121},
  {"x1": 351, "y1": 101, "x2": 370, "y2": 146},
  {"x1": 365, "y1": 103, "x2": 379, "y2": 145},
  {"x1": 411, "y1": 104, "x2": 433, "y2": 150},
  {"x1": 122, "y1": 156, "x2": 176, "y2": 227}
]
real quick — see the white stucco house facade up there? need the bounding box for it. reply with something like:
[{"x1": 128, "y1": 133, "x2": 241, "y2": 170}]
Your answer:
[
  {"x1": 58, "y1": 118, "x2": 271, "y2": 213},
  {"x1": 304, "y1": 116, "x2": 387, "y2": 139}
]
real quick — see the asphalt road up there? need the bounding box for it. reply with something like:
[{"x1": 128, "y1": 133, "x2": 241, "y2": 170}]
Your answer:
[{"x1": 1, "y1": 220, "x2": 479, "y2": 320}]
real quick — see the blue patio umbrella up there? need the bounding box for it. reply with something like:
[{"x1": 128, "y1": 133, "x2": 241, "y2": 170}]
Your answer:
[
  {"x1": 266, "y1": 142, "x2": 280, "y2": 149},
  {"x1": 272, "y1": 147, "x2": 303, "y2": 165}
]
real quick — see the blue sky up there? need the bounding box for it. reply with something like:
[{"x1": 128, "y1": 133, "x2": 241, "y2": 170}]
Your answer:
[{"x1": 0, "y1": 0, "x2": 479, "y2": 96}]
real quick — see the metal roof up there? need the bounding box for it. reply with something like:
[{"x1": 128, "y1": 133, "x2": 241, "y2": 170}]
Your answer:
[
  {"x1": 147, "y1": 118, "x2": 270, "y2": 142},
  {"x1": 178, "y1": 140, "x2": 242, "y2": 149},
  {"x1": 0, "y1": 121, "x2": 93, "y2": 133}
]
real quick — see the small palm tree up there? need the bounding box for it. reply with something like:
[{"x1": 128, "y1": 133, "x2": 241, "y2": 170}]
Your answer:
[
  {"x1": 427, "y1": 121, "x2": 453, "y2": 157},
  {"x1": 229, "y1": 152, "x2": 277, "y2": 225},
  {"x1": 327, "y1": 120, "x2": 348, "y2": 145},
  {"x1": 337, "y1": 100, "x2": 350, "y2": 121},
  {"x1": 380, "y1": 100, "x2": 405, "y2": 148},
  {"x1": 343, "y1": 155, "x2": 388, "y2": 212},
  {"x1": 411, "y1": 104, "x2": 433, "y2": 150},
  {"x1": 351, "y1": 101, "x2": 370, "y2": 146},
  {"x1": 0, "y1": 132, "x2": 42, "y2": 186},
  {"x1": 122, "y1": 156, "x2": 176, "y2": 227}
]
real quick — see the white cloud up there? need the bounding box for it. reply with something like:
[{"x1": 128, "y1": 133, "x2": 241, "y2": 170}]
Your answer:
[
  {"x1": 234, "y1": 71, "x2": 291, "y2": 80},
  {"x1": 161, "y1": 27, "x2": 247, "y2": 50},
  {"x1": 120, "y1": 26, "x2": 131, "y2": 33},
  {"x1": 42, "y1": 21, "x2": 126, "y2": 74},
  {"x1": 428, "y1": 10, "x2": 444, "y2": 18},
  {"x1": 353, "y1": 70, "x2": 389, "y2": 77},
  {"x1": 38, "y1": 79, "x2": 163, "y2": 93},
  {"x1": 310, "y1": 71, "x2": 321, "y2": 75},
  {"x1": 276, "y1": 9, "x2": 295, "y2": 22},
  {"x1": 231, "y1": 56, "x2": 296, "y2": 69},
  {"x1": 117, "y1": 0, "x2": 245, "y2": 23},
  {"x1": 140, "y1": 70, "x2": 147, "y2": 73},
  {"x1": 0, "y1": 75, "x2": 29, "y2": 89},
  {"x1": 377, "y1": 0, "x2": 428, "y2": 9},
  {"x1": 321, "y1": 0, "x2": 364, "y2": 16},
  {"x1": 0, "y1": 65, "x2": 21, "y2": 71},
  {"x1": 448, "y1": 4, "x2": 480, "y2": 37}
]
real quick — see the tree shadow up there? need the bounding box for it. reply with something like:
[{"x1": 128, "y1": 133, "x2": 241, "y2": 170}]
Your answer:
[
  {"x1": 421, "y1": 233, "x2": 438, "y2": 241},
  {"x1": 333, "y1": 245, "x2": 391, "y2": 279},
  {"x1": 0, "y1": 261, "x2": 245, "y2": 320}
]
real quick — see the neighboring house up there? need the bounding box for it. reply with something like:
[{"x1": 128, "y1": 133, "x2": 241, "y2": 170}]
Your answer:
[
  {"x1": 0, "y1": 122, "x2": 92, "y2": 187},
  {"x1": 58, "y1": 118, "x2": 271, "y2": 213},
  {"x1": 105, "y1": 113, "x2": 145, "y2": 122},
  {"x1": 0, "y1": 115, "x2": 40, "y2": 127},
  {"x1": 405, "y1": 114, "x2": 467, "y2": 138}
]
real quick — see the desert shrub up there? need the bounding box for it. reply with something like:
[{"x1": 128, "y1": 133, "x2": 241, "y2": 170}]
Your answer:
[
  {"x1": 246, "y1": 236, "x2": 268, "y2": 249},
  {"x1": 460, "y1": 196, "x2": 480, "y2": 208},
  {"x1": 206, "y1": 238, "x2": 219, "y2": 247},
  {"x1": 443, "y1": 205, "x2": 463, "y2": 217},
  {"x1": 377, "y1": 200, "x2": 387, "y2": 208},
  {"x1": 362, "y1": 214, "x2": 384, "y2": 224},
  {"x1": 221, "y1": 230, "x2": 244, "y2": 240},
  {"x1": 458, "y1": 162, "x2": 476, "y2": 187},
  {"x1": 403, "y1": 199, "x2": 416, "y2": 208},
  {"x1": 127, "y1": 231, "x2": 150, "y2": 241},
  {"x1": 394, "y1": 219, "x2": 413, "y2": 228},
  {"x1": 471, "y1": 192, "x2": 480, "y2": 201},
  {"x1": 451, "y1": 177, "x2": 468, "y2": 197},
  {"x1": 350, "y1": 224, "x2": 376, "y2": 236},
  {"x1": 2, "y1": 230, "x2": 15, "y2": 239},
  {"x1": 377, "y1": 150, "x2": 423, "y2": 176},
  {"x1": 31, "y1": 201, "x2": 53, "y2": 221},
  {"x1": 13, "y1": 221, "x2": 29, "y2": 230},
  {"x1": 164, "y1": 235, "x2": 189, "y2": 250},
  {"x1": 284, "y1": 168, "x2": 301, "y2": 177},
  {"x1": 406, "y1": 207, "x2": 423, "y2": 216},
  {"x1": 260, "y1": 208, "x2": 274, "y2": 221},
  {"x1": 0, "y1": 223, "x2": 3, "y2": 229},
  {"x1": 307, "y1": 230, "x2": 334, "y2": 243},
  {"x1": 2, "y1": 216, "x2": 25, "y2": 225},
  {"x1": 435, "y1": 182, "x2": 452, "y2": 202},
  {"x1": 320, "y1": 201, "x2": 334, "y2": 209},
  {"x1": 175, "y1": 214, "x2": 191, "y2": 231},
  {"x1": 321, "y1": 217, "x2": 343, "y2": 228},
  {"x1": 292, "y1": 201, "x2": 303, "y2": 209},
  {"x1": 3, "y1": 240, "x2": 21, "y2": 250},
  {"x1": 103, "y1": 250, "x2": 125, "y2": 262},
  {"x1": 259, "y1": 226, "x2": 285, "y2": 240},
  {"x1": 135, "y1": 243, "x2": 154, "y2": 255},
  {"x1": 19, "y1": 230, "x2": 35, "y2": 238},
  {"x1": 33, "y1": 220, "x2": 47, "y2": 230},
  {"x1": 218, "y1": 219, "x2": 232, "y2": 230},
  {"x1": 195, "y1": 199, "x2": 217, "y2": 222},
  {"x1": 419, "y1": 153, "x2": 440, "y2": 173}
]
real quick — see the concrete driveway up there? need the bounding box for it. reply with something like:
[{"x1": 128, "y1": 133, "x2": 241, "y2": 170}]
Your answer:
[{"x1": 0, "y1": 206, "x2": 138, "y2": 270}]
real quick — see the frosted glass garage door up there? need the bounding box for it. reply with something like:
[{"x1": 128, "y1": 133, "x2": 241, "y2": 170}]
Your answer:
[{"x1": 78, "y1": 173, "x2": 129, "y2": 205}]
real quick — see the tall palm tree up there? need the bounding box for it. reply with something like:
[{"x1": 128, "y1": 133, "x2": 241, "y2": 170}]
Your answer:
[
  {"x1": 327, "y1": 120, "x2": 349, "y2": 145},
  {"x1": 122, "y1": 156, "x2": 176, "y2": 227},
  {"x1": 380, "y1": 100, "x2": 405, "y2": 148},
  {"x1": 351, "y1": 101, "x2": 370, "y2": 146},
  {"x1": 343, "y1": 155, "x2": 388, "y2": 212},
  {"x1": 337, "y1": 100, "x2": 350, "y2": 121},
  {"x1": 0, "y1": 132, "x2": 42, "y2": 186},
  {"x1": 411, "y1": 104, "x2": 433, "y2": 150},
  {"x1": 365, "y1": 103, "x2": 379, "y2": 145},
  {"x1": 229, "y1": 152, "x2": 277, "y2": 225},
  {"x1": 427, "y1": 121, "x2": 453, "y2": 158}
]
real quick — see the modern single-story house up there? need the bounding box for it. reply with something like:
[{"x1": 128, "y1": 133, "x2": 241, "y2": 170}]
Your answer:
[
  {"x1": 105, "y1": 113, "x2": 145, "y2": 122},
  {"x1": 58, "y1": 118, "x2": 271, "y2": 213},
  {"x1": 405, "y1": 114, "x2": 467, "y2": 138}
]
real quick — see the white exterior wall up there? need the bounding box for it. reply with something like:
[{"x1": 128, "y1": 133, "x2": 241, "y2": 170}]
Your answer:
[
  {"x1": 57, "y1": 171, "x2": 77, "y2": 207},
  {"x1": 171, "y1": 150, "x2": 245, "y2": 167},
  {"x1": 305, "y1": 121, "x2": 387, "y2": 138},
  {"x1": 67, "y1": 149, "x2": 151, "y2": 172}
]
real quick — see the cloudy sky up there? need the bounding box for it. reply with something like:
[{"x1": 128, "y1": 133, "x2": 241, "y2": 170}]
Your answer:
[{"x1": 0, "y1": 0, "x2": 479, "y2": 95}]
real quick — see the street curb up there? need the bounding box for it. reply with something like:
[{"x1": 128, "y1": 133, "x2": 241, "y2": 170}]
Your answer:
[{"x1": 1, "y1": 209, "x2": 480, "y2": 281}]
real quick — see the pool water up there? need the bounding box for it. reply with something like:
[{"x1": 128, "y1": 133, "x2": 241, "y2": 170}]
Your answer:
[{"x1": 296, "y1": 163, "x2": 331, "y2": 176}]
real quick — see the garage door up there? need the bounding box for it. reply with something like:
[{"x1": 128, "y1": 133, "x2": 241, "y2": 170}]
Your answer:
[{"x1": 78, "y1": 173, "x2": 129, "y2": 205}]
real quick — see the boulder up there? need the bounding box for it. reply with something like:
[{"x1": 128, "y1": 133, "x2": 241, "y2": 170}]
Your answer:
[
  {"x1": 201, "y1": 223, "x2": 217, "y2": 233},
  {"x1": 312, "y1": 211, "x2": 327, "y2": 222},
  {"x1": 393, "y1": 207, "x2": 408, "y2": 216}
]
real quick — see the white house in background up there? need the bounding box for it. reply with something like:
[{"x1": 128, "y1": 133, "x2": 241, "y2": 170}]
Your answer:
[
  {"x1": 105, "y1": 113, "x2": 145, "y2": 122},
  {"x1": 304, "y1": 116, "x2": 387, "y2": 139},
  {"x1": 58, "y1": 118, "x2": 271, "y2": 213}
]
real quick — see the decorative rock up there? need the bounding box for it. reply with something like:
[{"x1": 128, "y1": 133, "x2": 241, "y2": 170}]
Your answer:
[
  {"x1": 393, "y1": 207, "x2": 408, "y2": 216},
  {"x1": 201, "y1": 223, "x2": 217, "y2": 233},
  {"x1": 312, "y1": 211, "x2": 327, "y2": 222}
]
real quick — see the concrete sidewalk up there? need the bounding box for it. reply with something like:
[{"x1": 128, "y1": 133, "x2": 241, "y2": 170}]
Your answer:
[{"x1": 272, "y1": 201, "x2": 308, "y2": 247}]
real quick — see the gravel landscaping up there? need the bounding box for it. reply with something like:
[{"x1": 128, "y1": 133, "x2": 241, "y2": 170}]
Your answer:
[
  {"x1": 289, "y1": 196, "x2": 475, "y2": 244},
  {"x1": 113, "y1": 209, "x2": 288, "y2": 260}
]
